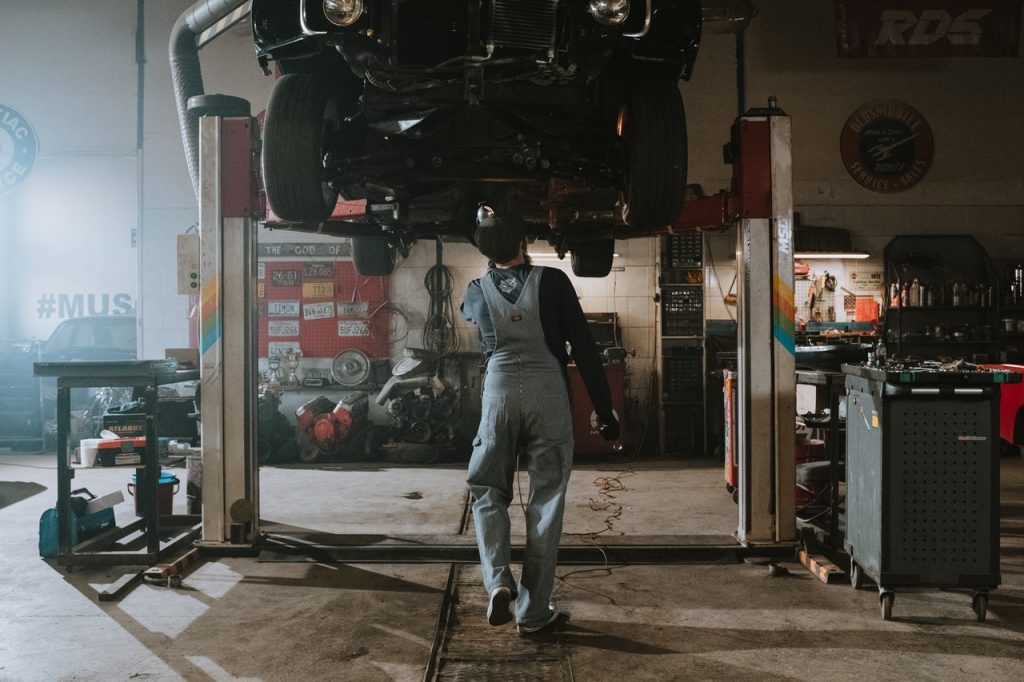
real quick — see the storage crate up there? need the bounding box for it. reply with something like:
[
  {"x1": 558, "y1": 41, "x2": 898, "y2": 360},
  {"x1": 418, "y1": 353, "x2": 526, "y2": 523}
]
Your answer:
[
  {"x1": 661, "y1": 286, "x2": 703, "y2": 337},
  {"x1": 664, "y1": 234, "x2": 703, "y2": 269},
  {"x1": 662, "y1": 404, "x2": 704, "y2": 455},
  {"x1": 663, "y1": 348, "x2": 703, "y2": 402}
]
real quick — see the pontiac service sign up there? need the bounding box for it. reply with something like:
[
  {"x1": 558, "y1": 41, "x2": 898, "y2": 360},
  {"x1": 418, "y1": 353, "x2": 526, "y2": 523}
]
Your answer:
[{"x1": 0, "y1": 104, "x2": 38, "y2": 194}]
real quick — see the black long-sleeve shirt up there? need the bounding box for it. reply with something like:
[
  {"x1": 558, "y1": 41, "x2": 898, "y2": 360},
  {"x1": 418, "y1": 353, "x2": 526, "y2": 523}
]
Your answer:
[{"x1": 460, "y1": 264, "x2": 614, "y2": 421}]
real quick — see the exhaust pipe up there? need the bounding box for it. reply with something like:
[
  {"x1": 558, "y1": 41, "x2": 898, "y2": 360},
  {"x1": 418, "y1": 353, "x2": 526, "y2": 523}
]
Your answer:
[{"x1": 169, "y1": 0, "x2": 249, "y2": 200}]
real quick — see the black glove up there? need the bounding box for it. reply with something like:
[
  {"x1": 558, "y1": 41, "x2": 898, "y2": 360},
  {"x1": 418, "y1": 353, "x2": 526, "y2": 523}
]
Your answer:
[{"x1": 597, "y1": 413, "x2": 620, "y2": 442}]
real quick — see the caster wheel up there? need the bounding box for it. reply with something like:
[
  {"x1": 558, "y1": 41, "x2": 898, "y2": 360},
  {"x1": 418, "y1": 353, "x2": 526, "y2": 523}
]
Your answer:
[
  {"x1": 168, "y1": 574, "x2": 182, "y2": 589},
  {"x1": 972, "y1": 592, "x2": 988, "y2": 623},
  {"x1": 850, "y1": 562, "x2": 863, "y2": 590},
  {"x1": 880, "y1": 592, "x2": 895, "y2": 621}
]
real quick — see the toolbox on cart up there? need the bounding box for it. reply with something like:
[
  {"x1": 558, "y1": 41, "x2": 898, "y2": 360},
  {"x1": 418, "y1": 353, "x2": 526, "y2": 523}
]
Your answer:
[
  {"x1": 842, "y1": 362, "x2": 1020, "y2": 621},
  {"x1": 96, "y1": 437, "x2": 147, "y2": 466}
]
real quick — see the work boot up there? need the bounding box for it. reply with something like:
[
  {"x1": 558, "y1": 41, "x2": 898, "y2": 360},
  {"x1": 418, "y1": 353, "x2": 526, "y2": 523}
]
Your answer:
[
  {"x1": 516, "y1": 602, "x2": 565, "y2": 635},
  {"x1": 487, "y1": 587, "x2": 514, "y2": 626}
]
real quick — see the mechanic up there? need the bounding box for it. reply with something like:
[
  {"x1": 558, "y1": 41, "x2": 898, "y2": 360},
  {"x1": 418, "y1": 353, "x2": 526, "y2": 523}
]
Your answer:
[{"x1": 460, "y1": 205, "x2": 620, "y2": 634}]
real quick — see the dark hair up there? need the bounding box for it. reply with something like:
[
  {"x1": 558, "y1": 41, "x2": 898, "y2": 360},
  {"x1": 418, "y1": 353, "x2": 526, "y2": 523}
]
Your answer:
[{"x1": 474, "y1": 216, "x2": 525, "y2": 265}]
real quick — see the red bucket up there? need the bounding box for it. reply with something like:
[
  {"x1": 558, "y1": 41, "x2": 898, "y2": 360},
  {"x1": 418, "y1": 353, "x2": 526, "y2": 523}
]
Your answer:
[{"x1": 127, "y1": 471, "x2": 180, "y2": 516}]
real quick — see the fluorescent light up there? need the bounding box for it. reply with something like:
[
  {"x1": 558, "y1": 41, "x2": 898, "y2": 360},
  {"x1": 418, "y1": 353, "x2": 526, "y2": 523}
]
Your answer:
[
  {"x1": 530, "y1": 252, "x2": 620, "y2": 259},
  {"x1": 794, "y1": 251, "x2": 870, "y2": 260}
]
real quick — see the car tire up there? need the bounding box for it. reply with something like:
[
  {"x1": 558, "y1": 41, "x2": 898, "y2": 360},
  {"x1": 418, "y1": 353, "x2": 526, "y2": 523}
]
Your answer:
[
  {"x1": 621, "y1": 80, "x2": 687, "y2": 228},
  {"x1": 352, "y1": 237, "x2": 397, "y2": 276},
  {"x1": 262, "y1": 73, "x2": 340, "y2": 222},
  {"x1": 570, "y1": 239, "x2": 615, "y2": 278}
]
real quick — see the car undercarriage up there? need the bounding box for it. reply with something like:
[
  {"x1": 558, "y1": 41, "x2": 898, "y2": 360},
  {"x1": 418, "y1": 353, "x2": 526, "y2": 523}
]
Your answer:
[{"x1": 253, "y1": 0, "x2": 702, "y2": 275}]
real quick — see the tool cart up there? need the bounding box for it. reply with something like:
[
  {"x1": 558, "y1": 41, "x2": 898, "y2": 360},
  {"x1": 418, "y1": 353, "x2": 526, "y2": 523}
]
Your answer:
[{"x1": 842, "y1": 362, "x2": 1019, "y2": 621}]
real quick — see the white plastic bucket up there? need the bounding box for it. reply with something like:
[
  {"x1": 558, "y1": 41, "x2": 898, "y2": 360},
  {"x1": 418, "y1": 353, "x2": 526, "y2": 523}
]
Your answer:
[{"x1": 79, "y1": 438, "x2": 102, "y2": 467}]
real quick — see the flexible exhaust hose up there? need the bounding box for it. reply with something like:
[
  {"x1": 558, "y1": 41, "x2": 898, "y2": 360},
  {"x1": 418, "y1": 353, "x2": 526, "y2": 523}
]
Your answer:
[{"x1": 169, "y1": 0, "x2": 248, "y2": 200}]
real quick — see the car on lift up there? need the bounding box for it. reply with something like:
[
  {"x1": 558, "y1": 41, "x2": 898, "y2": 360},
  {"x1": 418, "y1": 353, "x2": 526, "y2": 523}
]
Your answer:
[{"x1": 251, "y1": 0, "x2": 702, "y2": 277}]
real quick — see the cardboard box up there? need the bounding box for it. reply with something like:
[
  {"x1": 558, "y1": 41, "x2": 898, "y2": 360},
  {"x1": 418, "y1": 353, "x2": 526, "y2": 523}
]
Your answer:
[{"x1": 166, "y1": 347, "x2": 199, "y2": 369}]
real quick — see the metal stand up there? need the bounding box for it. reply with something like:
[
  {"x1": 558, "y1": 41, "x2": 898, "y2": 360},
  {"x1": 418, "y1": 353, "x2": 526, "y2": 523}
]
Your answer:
[{"x1": 32, "y1": 361, "x2": 201, "y2": 565}]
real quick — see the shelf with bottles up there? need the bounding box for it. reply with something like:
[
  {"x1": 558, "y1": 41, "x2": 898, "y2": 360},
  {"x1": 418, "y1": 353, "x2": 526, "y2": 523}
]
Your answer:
[
  {"x1": 885, "y1": 280, "x2": 995, "y2": 310},
  {"x1": 883, "y1": 235, "x2": 999, "y2": 360}
]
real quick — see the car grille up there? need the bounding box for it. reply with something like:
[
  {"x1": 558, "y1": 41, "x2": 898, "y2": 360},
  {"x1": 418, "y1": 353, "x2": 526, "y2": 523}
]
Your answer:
[{"x1": 487, "y1": 0, "x2": 559, "y2": 52}]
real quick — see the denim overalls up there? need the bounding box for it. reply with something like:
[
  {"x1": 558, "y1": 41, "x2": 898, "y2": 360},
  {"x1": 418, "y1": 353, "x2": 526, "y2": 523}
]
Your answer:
[{"x1": 466, "y1": 265, "x2": 574, "y2": 629}]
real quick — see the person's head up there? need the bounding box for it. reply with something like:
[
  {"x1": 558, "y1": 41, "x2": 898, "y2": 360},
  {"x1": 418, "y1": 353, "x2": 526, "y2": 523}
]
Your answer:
[{"x1": 474, "y1": 204, "x2": 526, "y2": 266}]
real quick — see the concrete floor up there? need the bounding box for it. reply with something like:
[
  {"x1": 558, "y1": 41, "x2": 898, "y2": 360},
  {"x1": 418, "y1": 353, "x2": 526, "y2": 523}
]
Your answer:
[{"x1": 2, "y1": 451, "x2": 1024, "y2": 681}]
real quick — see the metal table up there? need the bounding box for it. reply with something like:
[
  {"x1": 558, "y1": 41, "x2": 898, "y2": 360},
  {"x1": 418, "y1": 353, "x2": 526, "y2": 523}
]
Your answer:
[{"x1": 33, "y1": 360, "x2": 201, "y2": 565}]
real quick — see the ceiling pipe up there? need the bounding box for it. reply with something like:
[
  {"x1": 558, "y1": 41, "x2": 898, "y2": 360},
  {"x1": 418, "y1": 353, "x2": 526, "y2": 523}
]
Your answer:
[{"x1": 169, "y1": 0, "x2": 249, "y2": 200}]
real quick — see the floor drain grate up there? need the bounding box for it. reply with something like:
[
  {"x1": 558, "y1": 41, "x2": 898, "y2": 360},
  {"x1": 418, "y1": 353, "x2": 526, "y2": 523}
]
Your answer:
[{"x1": 426, "y1": 564, "x2": 573, "y2": 682}]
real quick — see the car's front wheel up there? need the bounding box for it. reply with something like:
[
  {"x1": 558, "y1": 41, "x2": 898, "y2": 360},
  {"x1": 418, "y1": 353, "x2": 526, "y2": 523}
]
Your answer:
[
  {"x1": 620, "y1": 80, "x2": 688, "y2": 228},
  {"x1": 352, "y1": 237, "x2": 397, "y2": 277},
  {"x1": 262, "y1": 73, "x2": 340, "y2": 222}
]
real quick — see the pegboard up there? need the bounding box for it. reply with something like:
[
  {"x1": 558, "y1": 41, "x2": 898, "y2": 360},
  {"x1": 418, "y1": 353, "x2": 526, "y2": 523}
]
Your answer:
[
  {"x1": 887, "y1": 401, "x2": 993, "y2": 576},
  {"x1": 795, "y1": 276, "x2": 836, "y2": 323},
  {"x1": 257, "y1": 259, "x2": 390, "y2": 359}
]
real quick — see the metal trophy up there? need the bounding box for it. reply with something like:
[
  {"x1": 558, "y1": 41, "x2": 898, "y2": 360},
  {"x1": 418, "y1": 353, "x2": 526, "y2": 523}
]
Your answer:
[
  {"x1": 267, "y1": 354, "x2": 283, "y2": 387},
  {"x1": 283, "y1": 348, "x2": 303, "y2": 386}
]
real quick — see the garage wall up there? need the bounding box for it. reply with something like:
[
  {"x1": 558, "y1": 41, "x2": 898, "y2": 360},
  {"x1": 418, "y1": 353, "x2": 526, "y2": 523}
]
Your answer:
[
  {"x1": 0, "y1": 0, "x2": 140, "y2": 343},
  {"x1": 393, "y1": 238, "x2": 659, "y2": 433},
  {"x1": 689, "y1": 1, "x2": 1024, "y2": 321}
]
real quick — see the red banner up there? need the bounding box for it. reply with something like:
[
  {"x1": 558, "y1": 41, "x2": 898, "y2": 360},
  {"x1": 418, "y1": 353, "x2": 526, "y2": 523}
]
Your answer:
[{"x1": 835, "y1": 0, "x2": 1023, "y2": 57}]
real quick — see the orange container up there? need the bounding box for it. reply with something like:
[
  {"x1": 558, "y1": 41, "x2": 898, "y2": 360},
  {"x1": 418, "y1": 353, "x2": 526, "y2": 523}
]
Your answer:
[
  {"x1": 855, "y1": 298, "x2": 879, "y2": 323},
  {"x1": 96, "y1": 437, "x2": 147, "y2": 466}
]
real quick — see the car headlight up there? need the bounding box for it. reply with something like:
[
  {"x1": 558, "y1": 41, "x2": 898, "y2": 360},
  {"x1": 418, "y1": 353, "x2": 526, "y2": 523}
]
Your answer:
[
  {"x1": 323, "y1": 0, "x2": 364, "y2": 27},
  {"x1": 588, "y1": 0, "x2": 629, "y2": 26}
]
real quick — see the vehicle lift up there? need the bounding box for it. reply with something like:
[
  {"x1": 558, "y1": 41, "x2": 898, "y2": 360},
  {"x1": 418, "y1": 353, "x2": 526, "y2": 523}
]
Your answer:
[{"x1": 193, "y1": 97, "x2": 795, "y2": 556}]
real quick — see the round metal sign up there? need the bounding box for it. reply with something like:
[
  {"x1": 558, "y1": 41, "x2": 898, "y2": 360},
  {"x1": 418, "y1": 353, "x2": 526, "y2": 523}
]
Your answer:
[
  {"x1": 840, "y1": 100, "x2": 933, "y2": 194},
  {"x1": 0, "y1": 103, "x2": 38, "y2": 194}
]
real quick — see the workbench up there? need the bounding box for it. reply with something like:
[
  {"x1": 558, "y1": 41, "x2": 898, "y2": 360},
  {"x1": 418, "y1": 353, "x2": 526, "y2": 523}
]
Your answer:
[{"x1": 33, "y1": 360, "x2": 201, "y2": 565}]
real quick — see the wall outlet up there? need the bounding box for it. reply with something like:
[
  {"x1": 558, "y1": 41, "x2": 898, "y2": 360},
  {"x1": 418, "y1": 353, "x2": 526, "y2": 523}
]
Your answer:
[{"x1": 177, "y1": 233, "x2": 200, "y2": 295}]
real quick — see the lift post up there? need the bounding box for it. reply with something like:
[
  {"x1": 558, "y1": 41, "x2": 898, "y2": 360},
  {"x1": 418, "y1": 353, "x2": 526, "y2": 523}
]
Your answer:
[
  {"x1": 730, "y1": 104, "x2": 796, "y2": 545},
  {"x1": 195, "y1": 100, "x2": 261, "y2": 547}
]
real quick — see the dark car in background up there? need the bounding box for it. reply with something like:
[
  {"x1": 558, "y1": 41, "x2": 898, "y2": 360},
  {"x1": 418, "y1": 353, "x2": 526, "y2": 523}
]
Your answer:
[
  {"x1": 0, "y1": 316, "x2": 138, "y2": 449},
  {"x1": 41, "y1": 315, "x2": 137, "y2": 364},
  {"x1": 40, "y1": 316, "x2": 138, "y2": 444},
  {"x1": 252, "y1": 0, "x2": 703, "y2": 277}
]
